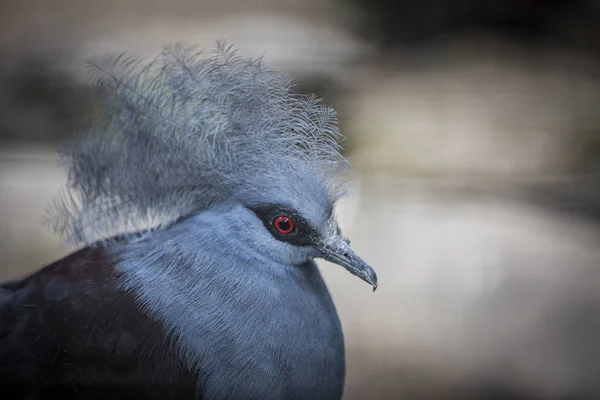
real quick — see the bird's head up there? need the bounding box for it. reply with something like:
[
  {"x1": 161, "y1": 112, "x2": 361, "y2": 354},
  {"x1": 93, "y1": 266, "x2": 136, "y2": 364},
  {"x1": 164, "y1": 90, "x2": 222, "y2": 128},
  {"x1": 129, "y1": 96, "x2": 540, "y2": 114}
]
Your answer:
[
  {"x1": 218, "y1": 164, "x2": 377, "y2": 290},
  {"x1": 48, "y1": 42, "x2": 377, "y2": 290}
]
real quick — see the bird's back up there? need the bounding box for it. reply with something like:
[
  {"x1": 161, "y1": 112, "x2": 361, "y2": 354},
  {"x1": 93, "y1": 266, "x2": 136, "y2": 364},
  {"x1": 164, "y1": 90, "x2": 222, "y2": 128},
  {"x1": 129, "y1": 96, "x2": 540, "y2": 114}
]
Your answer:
[{"x1": 0, "y1": 247, "x2": 197, "y2": 399}]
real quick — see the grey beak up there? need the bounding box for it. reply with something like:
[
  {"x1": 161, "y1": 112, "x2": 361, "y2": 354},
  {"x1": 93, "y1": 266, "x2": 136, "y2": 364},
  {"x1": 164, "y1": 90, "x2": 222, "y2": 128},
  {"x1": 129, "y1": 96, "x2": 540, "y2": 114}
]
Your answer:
[{"x1": 317, "y1": 237, "x2": 378, "y2": 291}]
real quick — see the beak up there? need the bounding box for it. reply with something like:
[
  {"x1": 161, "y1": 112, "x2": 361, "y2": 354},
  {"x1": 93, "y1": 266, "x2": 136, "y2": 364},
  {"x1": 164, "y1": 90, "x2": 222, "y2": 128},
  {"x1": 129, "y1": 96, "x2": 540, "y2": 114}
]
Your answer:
[{"x1": 317, "y1": 236, "x2": 378, "y2": 291}]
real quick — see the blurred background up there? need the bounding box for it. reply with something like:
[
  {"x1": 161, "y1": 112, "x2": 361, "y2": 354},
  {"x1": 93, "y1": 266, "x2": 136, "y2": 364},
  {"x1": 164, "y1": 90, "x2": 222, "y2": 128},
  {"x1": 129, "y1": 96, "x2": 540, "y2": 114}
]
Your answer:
[{"x1": 1, "y1": 1, "x2": 600, "y2": 399}]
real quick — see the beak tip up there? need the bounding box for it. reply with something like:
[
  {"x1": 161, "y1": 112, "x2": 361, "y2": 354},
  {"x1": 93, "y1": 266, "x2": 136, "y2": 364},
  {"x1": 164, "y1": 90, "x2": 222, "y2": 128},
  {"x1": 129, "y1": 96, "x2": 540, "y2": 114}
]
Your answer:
[
  {"x1": 367, "y1": 271, "x2": 378, "y2": 292},
  {"x1": 371, "y1": 277, "x2": 378, "y2": 292}
]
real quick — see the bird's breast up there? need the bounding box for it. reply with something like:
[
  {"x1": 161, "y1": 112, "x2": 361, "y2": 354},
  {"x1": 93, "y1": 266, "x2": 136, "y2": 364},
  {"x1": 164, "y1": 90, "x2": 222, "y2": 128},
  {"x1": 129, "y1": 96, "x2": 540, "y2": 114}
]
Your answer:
[{"x1": 118, "y1": 251, "x2": 345, "y2": 400}]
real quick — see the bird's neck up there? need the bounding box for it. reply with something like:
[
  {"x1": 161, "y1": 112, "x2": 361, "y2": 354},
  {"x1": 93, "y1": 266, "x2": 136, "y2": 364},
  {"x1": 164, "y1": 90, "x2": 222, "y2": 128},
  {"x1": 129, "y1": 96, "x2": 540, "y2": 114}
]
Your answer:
[{"x1": 108, "y1": 210, "x2": 342, "y2": 379}]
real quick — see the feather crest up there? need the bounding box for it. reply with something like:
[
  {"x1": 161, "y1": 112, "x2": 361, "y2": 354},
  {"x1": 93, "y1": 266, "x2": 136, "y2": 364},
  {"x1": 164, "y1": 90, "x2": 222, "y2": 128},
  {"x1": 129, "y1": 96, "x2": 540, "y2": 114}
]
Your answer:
[{"x1": 47, "y1": 43, "x2": 347, "y2": 247}]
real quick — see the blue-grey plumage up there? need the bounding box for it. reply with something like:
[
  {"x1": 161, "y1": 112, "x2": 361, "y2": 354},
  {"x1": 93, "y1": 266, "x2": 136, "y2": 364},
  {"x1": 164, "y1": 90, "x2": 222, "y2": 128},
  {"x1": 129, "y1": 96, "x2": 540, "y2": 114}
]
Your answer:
[
  {"x1": 0, "y1": 43, "x2": 377, "y2": 399},
  {"x1": 113, "y1": 204, "x2": 347, "y2": 399}
]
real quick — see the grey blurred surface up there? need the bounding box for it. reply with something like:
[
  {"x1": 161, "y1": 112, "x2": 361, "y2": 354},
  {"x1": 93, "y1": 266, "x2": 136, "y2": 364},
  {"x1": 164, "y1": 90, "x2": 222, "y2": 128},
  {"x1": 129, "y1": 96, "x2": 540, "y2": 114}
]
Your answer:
[{"x1": 332, "y1": 177, "x2": 600, "y2": 399}]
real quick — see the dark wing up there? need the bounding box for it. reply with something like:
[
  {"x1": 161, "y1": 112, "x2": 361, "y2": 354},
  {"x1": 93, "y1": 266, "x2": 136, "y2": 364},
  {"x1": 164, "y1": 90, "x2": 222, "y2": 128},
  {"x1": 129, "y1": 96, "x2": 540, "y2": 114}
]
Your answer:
[{"x1": 0, "y1": 247, "x2": 197, "y2": 400}]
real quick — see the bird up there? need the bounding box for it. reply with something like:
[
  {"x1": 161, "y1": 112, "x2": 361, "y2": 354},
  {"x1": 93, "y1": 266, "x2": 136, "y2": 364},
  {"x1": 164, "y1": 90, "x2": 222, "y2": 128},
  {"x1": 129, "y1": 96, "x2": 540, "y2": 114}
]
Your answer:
[{"x1": 0, "y1": 43, "x2": 378, "y2": 400}]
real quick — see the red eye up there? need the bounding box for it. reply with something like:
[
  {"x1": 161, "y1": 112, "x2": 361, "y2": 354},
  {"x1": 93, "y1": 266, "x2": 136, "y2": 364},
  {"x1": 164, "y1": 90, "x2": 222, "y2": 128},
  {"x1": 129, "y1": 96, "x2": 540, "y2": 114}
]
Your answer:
[{"x1": 273, "y1": 216, "x2": 295, "y2": 234}]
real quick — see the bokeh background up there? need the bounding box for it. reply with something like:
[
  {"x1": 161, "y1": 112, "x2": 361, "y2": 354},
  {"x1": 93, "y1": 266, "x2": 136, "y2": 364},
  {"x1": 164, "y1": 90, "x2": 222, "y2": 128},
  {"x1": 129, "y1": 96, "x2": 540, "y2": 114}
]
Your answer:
[{"x1": 1, "y1": 1, "x2": 600, "y2": 399}]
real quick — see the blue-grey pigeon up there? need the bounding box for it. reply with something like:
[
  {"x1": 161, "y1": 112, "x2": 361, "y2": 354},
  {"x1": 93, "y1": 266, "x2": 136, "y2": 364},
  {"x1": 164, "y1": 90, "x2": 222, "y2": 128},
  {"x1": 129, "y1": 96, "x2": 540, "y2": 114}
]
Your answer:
[{"x1": 0, "y1": 43, "x2": 378, "y2": 400}]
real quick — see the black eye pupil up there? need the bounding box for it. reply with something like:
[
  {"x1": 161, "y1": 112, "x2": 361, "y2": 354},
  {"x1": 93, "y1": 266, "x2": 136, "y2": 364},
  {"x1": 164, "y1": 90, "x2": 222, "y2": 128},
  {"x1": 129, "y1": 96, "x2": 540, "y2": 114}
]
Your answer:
[{"x1": 278, "y1": 219, "x2": 290, "y2": 231}]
